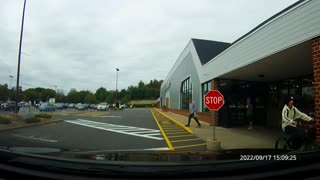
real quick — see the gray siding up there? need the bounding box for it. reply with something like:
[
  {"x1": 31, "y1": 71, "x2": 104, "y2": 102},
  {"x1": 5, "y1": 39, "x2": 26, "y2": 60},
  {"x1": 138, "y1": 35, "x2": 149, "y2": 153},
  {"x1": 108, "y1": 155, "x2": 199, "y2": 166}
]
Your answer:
[
  {"x1": 201, "y1": 0, "x2": 320, "y2": 82},
  {"x1": 160, "y1": 52, "x2": 201, "y2": 111}
]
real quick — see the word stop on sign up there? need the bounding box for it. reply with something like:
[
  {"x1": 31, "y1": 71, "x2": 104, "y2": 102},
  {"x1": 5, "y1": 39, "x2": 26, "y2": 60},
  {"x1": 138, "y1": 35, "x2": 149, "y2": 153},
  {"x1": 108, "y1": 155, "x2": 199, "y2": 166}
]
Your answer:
[{"x1": 205, "y1": 96, "x2": 223, "y2": 104}]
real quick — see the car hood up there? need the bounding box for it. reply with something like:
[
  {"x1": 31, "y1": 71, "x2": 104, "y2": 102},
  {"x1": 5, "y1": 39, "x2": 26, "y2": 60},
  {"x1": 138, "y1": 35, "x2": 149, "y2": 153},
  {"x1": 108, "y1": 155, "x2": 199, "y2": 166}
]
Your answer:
[{"x1": 0, "y1": 146, "x2": 293, "y2": 162}]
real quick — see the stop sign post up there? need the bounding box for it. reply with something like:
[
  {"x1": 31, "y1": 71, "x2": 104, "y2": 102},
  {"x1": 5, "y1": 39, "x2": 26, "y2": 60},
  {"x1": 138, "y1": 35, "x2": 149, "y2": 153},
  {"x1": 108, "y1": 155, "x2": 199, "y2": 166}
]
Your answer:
[{"x1": 204, "y1": 90, "x2": 224, "y2": 140}]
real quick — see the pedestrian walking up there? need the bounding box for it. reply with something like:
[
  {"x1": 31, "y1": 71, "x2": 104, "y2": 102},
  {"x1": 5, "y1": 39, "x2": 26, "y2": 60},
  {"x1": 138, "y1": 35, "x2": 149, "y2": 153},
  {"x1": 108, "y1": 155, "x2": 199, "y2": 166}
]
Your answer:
[
  {"x1": 247, "y1": 98, "x2": 254, "y2": 130},
  {"x1": 185, "y1": 98, "x2": 201, "y2": 127}
]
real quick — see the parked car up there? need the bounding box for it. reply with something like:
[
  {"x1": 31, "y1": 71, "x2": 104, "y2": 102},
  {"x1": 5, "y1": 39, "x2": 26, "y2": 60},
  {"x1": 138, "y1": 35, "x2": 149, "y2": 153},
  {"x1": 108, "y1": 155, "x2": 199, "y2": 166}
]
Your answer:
[
  {"x1": 77, "y1": 104, "x2": 86, "y2": 110},
  {"x1": 75, "y1": 103, "x2": 82, "y2": 109},
  {"x1": 119, "y1": 104, "x2": 127, "y2": 109},
  {"x1": 93, "y1": 104, "x2": 98, "y2": 110},
  {"x1": 0, "y1": 101, "x2": 5, "y2": 110},
  {"x1": 83, "y1": 104, "x2": 89, "y2": 109},
  {"x1": 97, "y1": 103, "x2": 109, "y2": 111},
  {"x1": 109, "y1": 104, "x2": 115, "y2": 109},
  {"x1": 62, "y1": 103, "x2": 69, "y2": 109},
  {"x1": 68, "y1": 103, "x2": 75, "y2": 108},
  {"x1": 3, "y1": 101, "x2": 16, "y2": 111},
  {"x1": 39, "y1": 103, "x2": 54, "y2": 112},
  {"x1": 89, "y1": 104, "x2": 95, "y2": 109}
]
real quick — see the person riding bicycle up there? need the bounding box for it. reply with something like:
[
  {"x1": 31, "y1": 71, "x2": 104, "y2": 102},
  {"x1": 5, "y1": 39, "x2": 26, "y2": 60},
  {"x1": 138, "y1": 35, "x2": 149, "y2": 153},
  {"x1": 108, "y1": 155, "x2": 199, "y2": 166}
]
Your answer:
[{"x1": 282, "y1": 96, "x2": 314, "y2": 149}]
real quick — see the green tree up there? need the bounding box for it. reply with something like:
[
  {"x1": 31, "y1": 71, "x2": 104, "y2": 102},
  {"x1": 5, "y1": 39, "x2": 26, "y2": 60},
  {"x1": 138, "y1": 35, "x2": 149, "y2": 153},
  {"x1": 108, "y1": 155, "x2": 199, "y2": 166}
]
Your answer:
[
  {"x1": 138, "y1": 81, "x2": 145, "y2": 88},
  {"x1": 84, "y1": 93, "x2": 97, "y2": 104},
  {"x1": 55, "y1": 89, "x2": 66, "y2": 102},
  {"x1": 67, "y1": 88, "x2": 79, "y2": 103},
  {"x1": 24, "y1": 88, "x2": 39, "y2": 102},
  {"x1": 78, "y1": 90, "x2": 90, "y2": 103},
  {"x1": 0, "y1": 84, "x2": 9, "y2": 101},
  {"x1": 95, "y1": 87, "x2": 107, "y2": 102},
  {"x1": 119, "y1": 89, "x2": 127, "y2": 99},
  {"x1": 120, "y1": 95, "x2": 129, "y2": 104},
  {"x1": 106, "y1": 91, "x2": 115, "y2": 104}
]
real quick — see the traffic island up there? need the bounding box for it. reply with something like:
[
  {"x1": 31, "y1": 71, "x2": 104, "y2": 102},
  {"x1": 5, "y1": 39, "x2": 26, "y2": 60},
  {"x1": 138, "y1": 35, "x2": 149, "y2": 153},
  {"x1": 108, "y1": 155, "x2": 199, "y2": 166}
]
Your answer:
[{"x1": 0, "y1": 114, "x2": 63, "y2": 132}]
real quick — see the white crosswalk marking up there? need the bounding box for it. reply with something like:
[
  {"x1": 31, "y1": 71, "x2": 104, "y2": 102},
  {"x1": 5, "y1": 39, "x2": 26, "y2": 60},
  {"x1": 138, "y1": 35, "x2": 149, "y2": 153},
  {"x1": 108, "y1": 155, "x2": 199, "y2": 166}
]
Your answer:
[{"x1": 65, "y1": 119, "x2": 164, "y2": 140}]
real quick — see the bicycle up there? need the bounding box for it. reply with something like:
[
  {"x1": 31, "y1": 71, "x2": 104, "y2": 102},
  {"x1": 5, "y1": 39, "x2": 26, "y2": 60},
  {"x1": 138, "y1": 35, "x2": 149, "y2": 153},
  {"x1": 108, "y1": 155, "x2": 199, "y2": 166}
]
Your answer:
[{"x1": 275, "y1": 119, "x2": 320, "y2": 152}]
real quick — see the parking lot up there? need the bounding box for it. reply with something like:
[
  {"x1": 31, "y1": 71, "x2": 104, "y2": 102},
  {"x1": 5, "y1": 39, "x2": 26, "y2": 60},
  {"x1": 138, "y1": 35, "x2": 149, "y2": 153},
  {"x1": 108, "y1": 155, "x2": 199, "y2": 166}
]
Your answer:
[{"x1": 0, "y1": 108, "x2": 207, "y2": 151}]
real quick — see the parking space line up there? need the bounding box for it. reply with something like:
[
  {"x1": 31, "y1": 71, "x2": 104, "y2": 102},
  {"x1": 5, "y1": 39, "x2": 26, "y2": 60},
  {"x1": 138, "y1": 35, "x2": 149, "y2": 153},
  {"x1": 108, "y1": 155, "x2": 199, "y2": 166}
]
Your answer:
[
  {"x1": 166, "y1": 132, "x2": 188, "y2": 135},
  {"x1": 170, "y1": 138, "x2": 201, "y2": 143},
  {"x1": 164, "y1": 130, "x2": 186, "y2": 132},
  {"x1": 65, "y1": 119, "x2": 163, "y2": 140},
  {"x1": 167, "y1": 134, "x2": 194, "y2": 138},
  {"x1": 174, "y1": 143, "x2": 207, "y2": 149},
  {"x1": 150, "y1": 109, "x2": 174, "y2": 150}
]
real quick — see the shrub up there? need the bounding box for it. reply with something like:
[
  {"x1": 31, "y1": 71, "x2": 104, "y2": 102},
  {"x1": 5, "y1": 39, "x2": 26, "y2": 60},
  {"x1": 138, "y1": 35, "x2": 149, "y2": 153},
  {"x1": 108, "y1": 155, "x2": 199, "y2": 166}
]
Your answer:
[
  {"x1": 0, "y1": 116, "x2": 11, "y2": 124},
  {"x1": 25, "y1": 117, "x2": 41, "y2": 123},
  {"x1": 35, "y1": 113, "x2": 52, "y2": 118}
]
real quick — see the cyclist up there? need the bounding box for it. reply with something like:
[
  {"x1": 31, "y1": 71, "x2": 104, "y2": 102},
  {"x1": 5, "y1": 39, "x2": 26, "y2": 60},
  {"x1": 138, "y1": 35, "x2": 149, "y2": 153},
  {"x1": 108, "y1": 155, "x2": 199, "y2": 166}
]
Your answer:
[{"x1": 282, "y1": 96, "x2": 314, "y2": 149}]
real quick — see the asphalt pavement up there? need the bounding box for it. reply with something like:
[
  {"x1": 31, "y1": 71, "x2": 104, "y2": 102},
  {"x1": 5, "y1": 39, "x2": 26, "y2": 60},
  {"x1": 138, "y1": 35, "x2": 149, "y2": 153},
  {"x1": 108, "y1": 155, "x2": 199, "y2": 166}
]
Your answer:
[{"x1": 0, "y1": 108, "x2": 207, "y2": 152}]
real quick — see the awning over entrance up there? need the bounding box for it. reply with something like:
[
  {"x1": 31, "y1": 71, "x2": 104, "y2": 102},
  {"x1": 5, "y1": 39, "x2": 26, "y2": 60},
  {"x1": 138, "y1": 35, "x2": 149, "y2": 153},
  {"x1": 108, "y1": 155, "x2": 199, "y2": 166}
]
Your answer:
[{"x1": 219, "y1": 41, "x2": 312, "y2": 82}]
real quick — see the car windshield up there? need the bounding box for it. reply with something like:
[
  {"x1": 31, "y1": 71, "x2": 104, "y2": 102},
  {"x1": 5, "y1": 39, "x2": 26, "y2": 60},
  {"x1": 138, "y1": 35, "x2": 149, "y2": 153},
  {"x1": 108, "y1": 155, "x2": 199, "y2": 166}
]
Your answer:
[{"x1": 0, "y1": 0, "x2": 319, "y2": 169}]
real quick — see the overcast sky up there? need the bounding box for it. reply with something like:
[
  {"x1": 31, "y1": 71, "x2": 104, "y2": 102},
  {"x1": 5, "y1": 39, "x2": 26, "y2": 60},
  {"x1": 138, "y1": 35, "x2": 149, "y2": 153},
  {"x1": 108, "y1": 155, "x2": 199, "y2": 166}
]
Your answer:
[{"x1": 0, "y1": 0, "x2": 298, "y2": 93}]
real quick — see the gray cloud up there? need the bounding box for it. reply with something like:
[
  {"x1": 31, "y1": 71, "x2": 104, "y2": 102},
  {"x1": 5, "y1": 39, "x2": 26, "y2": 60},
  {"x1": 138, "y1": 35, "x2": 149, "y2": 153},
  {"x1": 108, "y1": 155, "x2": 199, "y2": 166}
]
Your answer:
[{"x1": 0, "y1": 0, "x2": 298, "y2": 93}]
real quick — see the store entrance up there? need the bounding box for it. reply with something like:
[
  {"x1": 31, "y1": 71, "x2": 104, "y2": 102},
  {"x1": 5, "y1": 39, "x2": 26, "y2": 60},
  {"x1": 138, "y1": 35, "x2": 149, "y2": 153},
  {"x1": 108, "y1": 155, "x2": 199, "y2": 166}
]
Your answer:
[{"x1": 218, "y1": 80, "x2": 267, "y2": 128}]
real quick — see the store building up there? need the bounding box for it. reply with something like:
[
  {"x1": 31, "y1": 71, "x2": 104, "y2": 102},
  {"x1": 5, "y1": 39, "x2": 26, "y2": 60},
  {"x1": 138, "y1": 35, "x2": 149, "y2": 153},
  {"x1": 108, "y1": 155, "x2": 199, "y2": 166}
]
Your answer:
[{"x1": 160, "y1": 0, "x2": 320, "y2": 142}]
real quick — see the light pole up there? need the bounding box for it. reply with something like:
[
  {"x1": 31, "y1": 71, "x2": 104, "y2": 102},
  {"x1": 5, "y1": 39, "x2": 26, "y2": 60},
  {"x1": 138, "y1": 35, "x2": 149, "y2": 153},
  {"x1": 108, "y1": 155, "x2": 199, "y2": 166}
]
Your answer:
[
  {"x1": 115, "y1": 68, "x2": 119, "y2": 107},
  {"x1": 15, "y1": 0, "x2": 27, "y2": 112},
  {"x1": 9, "y1": 75, "x2": 13, "y2": 90}
]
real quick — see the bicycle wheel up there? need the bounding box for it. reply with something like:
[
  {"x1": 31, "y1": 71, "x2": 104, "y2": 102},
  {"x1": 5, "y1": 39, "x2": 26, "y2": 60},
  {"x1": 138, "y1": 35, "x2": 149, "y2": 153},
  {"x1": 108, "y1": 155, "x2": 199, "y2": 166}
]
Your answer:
[{"x1": 275, "y1": 137, "x2": 289, "y2": 150}]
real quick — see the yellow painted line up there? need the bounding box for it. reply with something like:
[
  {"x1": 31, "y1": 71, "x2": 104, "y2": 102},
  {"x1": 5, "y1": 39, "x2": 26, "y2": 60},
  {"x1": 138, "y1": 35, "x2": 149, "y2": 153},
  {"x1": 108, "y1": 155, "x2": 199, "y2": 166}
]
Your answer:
[
  {"x1": 167, "y1": 134, "x2": 194, "y2": 138},
  {"x1": 171, "y1": 138, "x2": 201, "y2": 143},
  {"x1": 163, "y1": 130, "x2": 186, "y2": 132},
  {"x1": 153, "y1": 108, "x2": 193, "y2": 134},
  {"x1": 165, "y1": 132, "x2": 188, "y2": 135},
  {"x1": 174, "y1": 143, "x2": 207, "y2": 149},
  {"x1": 150, "y1": 109, "x2": 174, "y2": 150},
  {"x1": 162, "y1": 128, "x2": 181, "y2": 130}
]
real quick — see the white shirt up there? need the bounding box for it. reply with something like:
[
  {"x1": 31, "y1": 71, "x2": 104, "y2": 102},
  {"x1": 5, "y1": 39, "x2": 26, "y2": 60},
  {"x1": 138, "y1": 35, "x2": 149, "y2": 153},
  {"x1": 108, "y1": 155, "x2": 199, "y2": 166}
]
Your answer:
[{"x1": 281, "y1": 104, "x2": 312, "y2": 131}]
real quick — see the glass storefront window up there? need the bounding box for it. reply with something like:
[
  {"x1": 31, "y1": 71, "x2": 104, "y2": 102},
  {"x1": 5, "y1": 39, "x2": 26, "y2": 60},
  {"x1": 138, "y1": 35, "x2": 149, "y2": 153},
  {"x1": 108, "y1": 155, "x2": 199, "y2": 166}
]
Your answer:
[
  {"x1": 180, "y1": 77, "x2": 192, "y2": 110},
  {"x1": 202, "y1": 81, "x2": 211, "y2": 112}
]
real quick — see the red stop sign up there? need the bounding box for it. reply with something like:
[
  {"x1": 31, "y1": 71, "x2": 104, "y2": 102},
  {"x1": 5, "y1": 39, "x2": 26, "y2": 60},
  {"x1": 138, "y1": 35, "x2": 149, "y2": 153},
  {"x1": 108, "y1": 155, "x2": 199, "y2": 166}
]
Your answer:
[{"x1": 204, "y1": 90, "x2": 224, "y2": 111}]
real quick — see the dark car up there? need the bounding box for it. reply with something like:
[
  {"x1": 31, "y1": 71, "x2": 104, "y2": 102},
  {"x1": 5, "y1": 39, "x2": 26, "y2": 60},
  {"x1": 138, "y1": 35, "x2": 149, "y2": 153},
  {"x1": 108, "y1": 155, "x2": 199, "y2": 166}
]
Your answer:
[
  {"x1": 3, "y1": 101, "x2": 16, "y2": 111},
  {"x1": 89, "y1": 104, "x2": 95, "y2": 109},
  {"x1": 62, "y1": 103, "x2": 69, "y2": 109}
]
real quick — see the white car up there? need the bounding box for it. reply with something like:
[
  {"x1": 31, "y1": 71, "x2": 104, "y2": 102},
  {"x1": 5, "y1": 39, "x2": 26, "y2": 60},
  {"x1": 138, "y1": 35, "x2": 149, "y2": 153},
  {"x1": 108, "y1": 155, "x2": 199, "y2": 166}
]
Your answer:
[
  {"x1": 75, "y1": 103, "x2": 82, "y2": 109},
  {"x1": 97, "y1": 103, "x2": 109, "y2": 111},
  {"x1": 119, "y1": 104, "x2": 127, "y2": 109}
]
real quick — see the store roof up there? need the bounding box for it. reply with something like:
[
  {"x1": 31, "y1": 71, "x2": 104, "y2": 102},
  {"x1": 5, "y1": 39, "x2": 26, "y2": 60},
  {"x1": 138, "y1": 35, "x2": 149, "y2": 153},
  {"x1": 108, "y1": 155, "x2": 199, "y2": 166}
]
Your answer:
[{"x1": 192, "y1": 38, "x2": 231, "y2": 65}]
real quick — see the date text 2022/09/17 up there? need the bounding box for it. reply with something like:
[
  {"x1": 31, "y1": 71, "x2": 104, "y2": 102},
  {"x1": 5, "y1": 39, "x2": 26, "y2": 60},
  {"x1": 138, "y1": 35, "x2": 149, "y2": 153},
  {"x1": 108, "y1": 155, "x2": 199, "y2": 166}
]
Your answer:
[{"x1": 240, "y1": 155, "x2": 297, "y2": 161}]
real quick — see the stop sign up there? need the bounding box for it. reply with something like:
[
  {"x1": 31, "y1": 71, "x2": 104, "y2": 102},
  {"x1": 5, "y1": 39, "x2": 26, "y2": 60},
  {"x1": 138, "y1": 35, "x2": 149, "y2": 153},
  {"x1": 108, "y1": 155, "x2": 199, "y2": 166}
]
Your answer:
[{"x1": 204, "y1": 90, "x2": 224, "y2": 111}]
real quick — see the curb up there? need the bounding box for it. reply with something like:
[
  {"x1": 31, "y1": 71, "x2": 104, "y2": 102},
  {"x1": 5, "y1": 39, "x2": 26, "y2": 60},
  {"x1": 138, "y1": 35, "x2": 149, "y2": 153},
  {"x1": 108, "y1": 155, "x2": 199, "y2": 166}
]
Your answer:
[
  {"x1": 150, "y1": 109, "x2": 174, "y2": 150},
  {"x1": 153, "y1": 108, "x2": 194, "y2": 134},
  {"x1": 172, "y1": 113, "x2": 212, "y2": 126},
  {"x1": 0, "y1": 119, "x2": 64, "y2": 132}
]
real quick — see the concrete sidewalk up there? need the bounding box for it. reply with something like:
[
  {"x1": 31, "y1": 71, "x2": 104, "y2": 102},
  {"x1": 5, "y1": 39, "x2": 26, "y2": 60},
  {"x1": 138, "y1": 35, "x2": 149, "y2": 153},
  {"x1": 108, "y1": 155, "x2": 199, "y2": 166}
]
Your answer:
[{"x1": 158, "y1": 109, "x2": 283, "y2": 150}]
